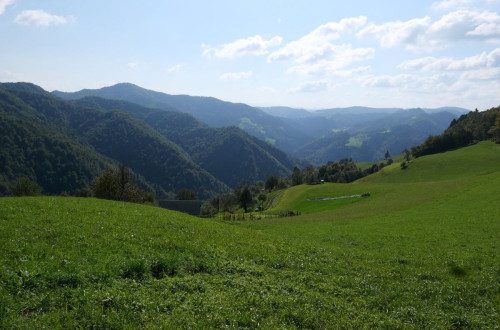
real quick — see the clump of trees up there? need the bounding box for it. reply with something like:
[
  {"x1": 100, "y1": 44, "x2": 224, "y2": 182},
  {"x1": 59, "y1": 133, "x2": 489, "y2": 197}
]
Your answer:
[
  {"x1": 289, "y1": 158, "x2": 388, "y2": 186},
  {"x1": 92, "y1": 164, "x2": 155, "y2": 204},
  {"x1": 177, "y1": 188, "x2": 196, "y2": 200},
  {"x1": 200, "y1": 183, "x2": 263, "y2": 216}
]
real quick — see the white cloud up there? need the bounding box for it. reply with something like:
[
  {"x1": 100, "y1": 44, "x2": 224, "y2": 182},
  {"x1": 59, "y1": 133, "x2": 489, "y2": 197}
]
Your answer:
[
  {"x1": 268, "y1": 16, "x2": 367, "y2": 63},
  {"x1": 0, "y1": 0, "x2": 15, "y2": 15},
  {"x1": 461, "y1": 67, "x2": 500, "y2": 80},
  {"x1": 357, "y1": 17, "x2": 431, "y2": 48},
  {"x1": 289, "y1": 79, "x2": 333, "y2": 93},
  {"x1": 202, "y1": 35, "x2": 282, "y2": 59},
  {"x1": 258, "y1": 86, "x2": 276, "y2": 93},
  {"x1": 127, "y1": 62, "x2": 139, "y2": 69},
  {"x1": 331, "y1": 66, "x2": 372, "y2": 77},
  {"x1": 14, "y1": 9, "x2": 74, "y2": 27},
  {"x1": 398, "y1": 48, "x2": 500, "y2": 72},
  {"x1": 358, "y1": 10, "x2": 500, "y2": 51},
  {"x1": 220, "y1": 71, "x2": 253, "y2": 81},
  {"x1": 167, "y1": 64, "x2": 181, "y2": 73},
  {"x1": 286, "y1": 45, "x2": 374, "y2": 76},
  {"x1": 362, "y1": 73, "x2": 454, "y2": 93}
]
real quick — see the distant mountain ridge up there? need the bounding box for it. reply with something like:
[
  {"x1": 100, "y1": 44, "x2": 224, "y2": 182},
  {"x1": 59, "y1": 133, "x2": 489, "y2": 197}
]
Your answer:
[
  {"x1": 53, "y1": 83, "x2": 311, "y2": 153},
  {"x1": 53, "y1": 83, "x2": 467, "y2": 163}
]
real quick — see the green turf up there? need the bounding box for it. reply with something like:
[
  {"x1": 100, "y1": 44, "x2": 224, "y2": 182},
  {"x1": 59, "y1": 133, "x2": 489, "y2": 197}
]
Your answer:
[{"x1": 1, "y1": 142, "x2": 499, "y2": 328}]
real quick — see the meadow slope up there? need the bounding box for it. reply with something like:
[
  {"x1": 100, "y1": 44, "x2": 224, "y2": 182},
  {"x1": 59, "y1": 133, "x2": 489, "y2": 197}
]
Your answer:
[{"x1": 1, "y1": 142, "x2": 499, "y2": 328}]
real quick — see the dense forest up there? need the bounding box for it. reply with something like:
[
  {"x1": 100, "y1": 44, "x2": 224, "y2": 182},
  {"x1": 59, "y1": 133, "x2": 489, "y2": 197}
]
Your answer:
[
  {"x1": 0, "y1": 83, "x2": 296, "y2": 198},
  {"x1": 411, "y1": 106, "x2": 500, "y2": 157}
]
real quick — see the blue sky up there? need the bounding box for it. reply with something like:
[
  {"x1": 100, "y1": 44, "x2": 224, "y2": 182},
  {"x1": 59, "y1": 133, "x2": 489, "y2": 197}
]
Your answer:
[{"x1": 1, "y1": 0, "x2": 499, "y2": 110}]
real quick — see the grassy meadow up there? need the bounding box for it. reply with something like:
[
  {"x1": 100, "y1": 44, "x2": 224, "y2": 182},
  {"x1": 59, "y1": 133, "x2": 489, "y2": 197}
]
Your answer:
[{"x1": 1, "y1": 142, "x2": 499, "y2": 328}]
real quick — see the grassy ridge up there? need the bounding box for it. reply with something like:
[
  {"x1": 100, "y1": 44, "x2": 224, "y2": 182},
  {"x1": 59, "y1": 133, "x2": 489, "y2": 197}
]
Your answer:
[
  {"x1": 1, "y1": 142, "x2": 499, "y2": 327},
  {"x1": 267, "y1": 142, "x2": 500, "y2": 215}
]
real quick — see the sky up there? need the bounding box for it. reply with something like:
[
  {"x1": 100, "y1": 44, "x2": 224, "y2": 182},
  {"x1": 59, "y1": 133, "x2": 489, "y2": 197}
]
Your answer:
[{"x1": 1, "y1": 0, "x2": 500, "y2": 110}]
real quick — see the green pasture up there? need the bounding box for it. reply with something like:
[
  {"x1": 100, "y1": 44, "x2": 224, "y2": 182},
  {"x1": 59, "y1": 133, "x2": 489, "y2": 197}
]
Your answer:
[{"x1": 1, "y1": 142, "x2": 499, "y2": 328}]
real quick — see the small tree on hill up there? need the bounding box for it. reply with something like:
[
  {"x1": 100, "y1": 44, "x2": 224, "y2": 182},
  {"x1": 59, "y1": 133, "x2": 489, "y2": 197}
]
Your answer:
[
  {"x1": 92, "y1": 168, "x2": 120, "y2": 200},
  {"x1": 402, "y1": 148, "x2": 411, "y2": 161},
  {"x1": 238, "y1": 185, "x2": 254, "y2": 213},
  {"x1": 265, "y1": 174, "x2": 279, "y2": 191},
  {"x1": 257, "y1": 193, "x2": 266, "y2": 211},
  {"x1": 384, "y1": 150, "x2": 393, "y2": 165},
  {"x1": 291, "y1": 167, "x2": 303, "y2": 186},
  {"x1": 488, "y1": 113, "x2": 500, "y2": 143}
]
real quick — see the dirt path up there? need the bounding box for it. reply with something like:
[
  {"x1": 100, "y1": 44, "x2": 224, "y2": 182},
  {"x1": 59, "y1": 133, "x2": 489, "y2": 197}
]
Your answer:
[{"x1": 306, "y1": 194, "x2": 362, "y2": 202}]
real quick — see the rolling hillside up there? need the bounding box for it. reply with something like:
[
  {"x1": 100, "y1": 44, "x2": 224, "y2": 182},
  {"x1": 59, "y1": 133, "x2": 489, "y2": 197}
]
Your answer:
[
  {"x1": 1, "y1": 142, "x2": 498, "y2": 328},
  {"x1": 267, "y1": 141, "x2": 500, "y2": 215}
]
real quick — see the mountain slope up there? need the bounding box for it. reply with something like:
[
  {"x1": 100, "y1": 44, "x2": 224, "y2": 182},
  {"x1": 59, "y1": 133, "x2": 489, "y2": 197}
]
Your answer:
[
  {"x1": 1, "y1": 83, "x2": 229, "y2": 198},
  {"x1": 72, "y1": 96, "x2": 296, "y2": 187}
]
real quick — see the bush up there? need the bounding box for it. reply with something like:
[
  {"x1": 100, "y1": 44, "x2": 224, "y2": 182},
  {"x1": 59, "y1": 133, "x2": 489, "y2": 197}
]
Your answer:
[
  {"x1": 12, "y1": 178, "x2": 41, "y2": 196},
  {"x1": 75, "y1": 187, "x2": 92, "y2": 197},
  {"x1": 200, "y1": 201, "x2": 217, "y2": 217}
]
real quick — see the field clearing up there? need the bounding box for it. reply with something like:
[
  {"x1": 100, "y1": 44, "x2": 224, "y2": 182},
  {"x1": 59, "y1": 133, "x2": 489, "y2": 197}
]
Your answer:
[{"x1": 1, "y1": 142, "x2": 499, "y2": 328}]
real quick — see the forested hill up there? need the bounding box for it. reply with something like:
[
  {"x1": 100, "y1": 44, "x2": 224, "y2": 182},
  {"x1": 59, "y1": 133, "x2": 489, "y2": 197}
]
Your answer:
[
  {"x1": 0, "y1": 83, "x2": 228, "y2": 198},
  {"x1": 71, "y1": 96, "x2": 296, "y2": 188},
  {"x1": 1, "y1": 83, "x2": 297, "y2": 197},
  {"x1": 411, "y1": 106, "x2": 500, "y2": 157}
]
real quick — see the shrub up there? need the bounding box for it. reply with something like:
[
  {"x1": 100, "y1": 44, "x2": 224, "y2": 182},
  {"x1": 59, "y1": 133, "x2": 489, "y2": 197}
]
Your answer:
[
  {"x1": 200, "y1": 201, "x2": 218, "y2": 217},
  {"x1": 12, "y1": 178, "x2": 41, "y2": 196}
]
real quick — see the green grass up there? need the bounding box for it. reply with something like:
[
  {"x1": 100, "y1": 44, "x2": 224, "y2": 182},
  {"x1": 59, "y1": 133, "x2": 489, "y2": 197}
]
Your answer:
[
  {"x1": 1, "y1": 142, "x2": 499, "y2": 328},
  {"x1": 345, "y1": 135, "x2": 364, "y2": 148}
]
